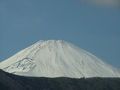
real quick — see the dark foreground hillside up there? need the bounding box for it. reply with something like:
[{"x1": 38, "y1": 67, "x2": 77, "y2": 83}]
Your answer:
[{"x1": 0, "y1": 70, "x2": 120, "y2": 90}]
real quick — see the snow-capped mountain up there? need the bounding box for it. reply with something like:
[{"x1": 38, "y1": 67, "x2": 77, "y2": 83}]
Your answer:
[{"x1": 0, "y1": 40, "x2": 120, "y2": 78}]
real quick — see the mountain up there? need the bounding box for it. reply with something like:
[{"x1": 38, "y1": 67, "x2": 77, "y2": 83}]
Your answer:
[
  {"x1": 0, "y1": 69, "x2": 120, "y2": 90},
  {"x1": 0, "y1": 40, "x2": 120, "y2": 78}
]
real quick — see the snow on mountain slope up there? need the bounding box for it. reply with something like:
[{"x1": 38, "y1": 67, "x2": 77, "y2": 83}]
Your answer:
[{"x1": 0, "y1": 40, "x2": 120, "y2": 78}]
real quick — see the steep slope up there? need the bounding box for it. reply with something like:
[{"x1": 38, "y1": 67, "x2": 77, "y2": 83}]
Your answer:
[{"x1": 0, "y1": 40, "x2": 120, "y2": 78}]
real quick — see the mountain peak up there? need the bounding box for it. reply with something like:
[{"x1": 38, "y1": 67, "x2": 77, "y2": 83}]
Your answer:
[
  {"x1": 36, "y1": 40, "x2": 65, "y2": 43},
  {"x1": 35, "y1": 40, "x2": 66, "y2": 46},
  {"x1": 0, "y1": 40, "x2": 120, "y2": 78}
]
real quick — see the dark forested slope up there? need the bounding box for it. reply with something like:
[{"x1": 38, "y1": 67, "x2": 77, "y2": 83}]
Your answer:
[{"x1": 0, "y1": 69, "x2": 120, "y2": 90}]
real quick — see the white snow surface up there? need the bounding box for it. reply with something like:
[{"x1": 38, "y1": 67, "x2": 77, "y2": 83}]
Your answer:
[{"x1": 0, "y1": 40, "x2": 120, "y2": 78}]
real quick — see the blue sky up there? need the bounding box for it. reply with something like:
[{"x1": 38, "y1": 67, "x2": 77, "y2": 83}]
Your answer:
[{"x1": 0, "y1": 0, "x2": 120, "y2": 68}]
